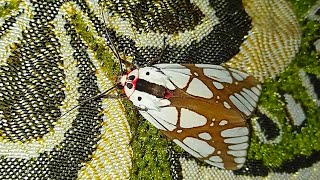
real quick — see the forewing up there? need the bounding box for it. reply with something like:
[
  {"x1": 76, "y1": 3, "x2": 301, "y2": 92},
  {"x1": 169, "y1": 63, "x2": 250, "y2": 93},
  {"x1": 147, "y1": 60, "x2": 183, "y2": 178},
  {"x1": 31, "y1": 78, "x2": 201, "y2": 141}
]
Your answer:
[
  {"x1": 155, "y1": 64, "x2": 262, "y2": 118},
  {"x1": 140, "y1": 64, "x2": 261, "y2": 170}
]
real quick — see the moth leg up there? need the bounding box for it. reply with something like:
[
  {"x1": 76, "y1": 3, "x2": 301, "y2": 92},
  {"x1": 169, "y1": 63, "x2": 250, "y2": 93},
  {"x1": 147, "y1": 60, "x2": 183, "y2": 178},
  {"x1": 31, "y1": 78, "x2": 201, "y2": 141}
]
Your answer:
[{"x1": 134, "y1": 106, "x2": 148, "y2": 111}]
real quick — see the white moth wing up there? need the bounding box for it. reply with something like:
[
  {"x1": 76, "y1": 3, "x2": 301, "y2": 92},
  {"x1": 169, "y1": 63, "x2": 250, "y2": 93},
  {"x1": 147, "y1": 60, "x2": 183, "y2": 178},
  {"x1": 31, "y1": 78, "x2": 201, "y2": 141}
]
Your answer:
[
  {"x1": 129, "y1": 90, "x2": 159, "y2": 110},
  {"x1": 160, "y1": 70, "x2": 191, "y2": 89},
  {"x1": 138, "y1": 67, "x2": 176, "y2": 90}
]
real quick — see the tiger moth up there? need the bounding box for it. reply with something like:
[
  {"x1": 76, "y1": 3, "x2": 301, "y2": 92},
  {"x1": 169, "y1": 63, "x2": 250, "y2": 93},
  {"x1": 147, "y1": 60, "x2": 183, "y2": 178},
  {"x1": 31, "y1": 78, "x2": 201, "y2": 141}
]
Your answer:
[{"x1": 117, "y1": 63, "x2": 261, "y2": 170}]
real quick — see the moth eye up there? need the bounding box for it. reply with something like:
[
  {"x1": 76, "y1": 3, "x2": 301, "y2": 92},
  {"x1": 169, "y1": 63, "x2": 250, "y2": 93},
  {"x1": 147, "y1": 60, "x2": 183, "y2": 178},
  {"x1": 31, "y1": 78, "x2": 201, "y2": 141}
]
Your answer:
[
  {"x1": 146, "y1": 72, "x2": 150, "y2": 75},
  {"x1": 128, "y1": 75, "x2": 135, "y2": 80},
  {"x1": 127, "y1": 69, "x2": 139, "y2": 81},
  {"x1": 126, "y1": 83, "x2": 133, "y2": 89},
  {"x1": 117, "y1": 83, "x2": 124, "y2": 89},
  {"x1": 138, "y1": 97, "x2": 142, "y2": 101}
]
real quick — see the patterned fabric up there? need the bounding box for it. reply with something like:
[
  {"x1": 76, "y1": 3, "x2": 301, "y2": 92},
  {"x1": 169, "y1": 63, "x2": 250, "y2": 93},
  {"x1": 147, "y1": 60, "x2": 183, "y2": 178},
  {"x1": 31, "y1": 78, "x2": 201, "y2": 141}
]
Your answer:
[{"x1": 0, "y1": 0, "x2": 319, "y2": 179}]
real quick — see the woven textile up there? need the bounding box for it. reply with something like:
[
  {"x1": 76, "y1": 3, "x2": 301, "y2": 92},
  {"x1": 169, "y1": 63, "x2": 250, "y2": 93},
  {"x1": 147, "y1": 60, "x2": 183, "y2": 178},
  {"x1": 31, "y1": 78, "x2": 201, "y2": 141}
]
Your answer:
[{"x1": 0, "y1": 0, "x2": 319, "y2": 179}]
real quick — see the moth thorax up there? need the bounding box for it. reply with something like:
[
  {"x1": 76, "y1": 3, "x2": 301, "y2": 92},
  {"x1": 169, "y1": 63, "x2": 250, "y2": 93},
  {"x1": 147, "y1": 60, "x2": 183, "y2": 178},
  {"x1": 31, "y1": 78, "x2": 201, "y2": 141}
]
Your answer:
[{"x1": 136, "y1": 79, "x2": 167, "y2": 98}]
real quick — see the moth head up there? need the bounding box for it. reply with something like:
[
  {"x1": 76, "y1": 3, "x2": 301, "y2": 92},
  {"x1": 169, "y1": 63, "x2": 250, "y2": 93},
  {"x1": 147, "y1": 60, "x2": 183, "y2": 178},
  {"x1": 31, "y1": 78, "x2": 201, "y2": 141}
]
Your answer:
[{"x1": 118, "y1": 69, "x2": 139, "y2": 97}]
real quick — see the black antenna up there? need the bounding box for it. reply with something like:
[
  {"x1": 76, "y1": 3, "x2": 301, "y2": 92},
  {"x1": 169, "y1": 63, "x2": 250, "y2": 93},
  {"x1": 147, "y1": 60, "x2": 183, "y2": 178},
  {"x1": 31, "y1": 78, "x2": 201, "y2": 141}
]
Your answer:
[
  {"x1": 99, "y1": 6, "x2": 125, "y2": 74},
  {"x1": 58, "y1": 85, "x2": 118, "y2": 120},
  {"x1": 56, "y1": 5, "x2": 126, "y2": 121}
]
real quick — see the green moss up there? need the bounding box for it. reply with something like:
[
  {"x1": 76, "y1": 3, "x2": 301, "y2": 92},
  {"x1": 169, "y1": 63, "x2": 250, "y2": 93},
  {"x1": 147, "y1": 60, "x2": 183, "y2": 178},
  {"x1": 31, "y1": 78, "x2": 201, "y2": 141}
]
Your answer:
[
  {"x1": 0, "y1": 0, "x2": 21, "y2": 17},
  {"x1": 129, "y1": 117, "x2": 171, "y2": 179},
  {"x1": 288, "y1": 0, "x2": 319, "y2": 18}
]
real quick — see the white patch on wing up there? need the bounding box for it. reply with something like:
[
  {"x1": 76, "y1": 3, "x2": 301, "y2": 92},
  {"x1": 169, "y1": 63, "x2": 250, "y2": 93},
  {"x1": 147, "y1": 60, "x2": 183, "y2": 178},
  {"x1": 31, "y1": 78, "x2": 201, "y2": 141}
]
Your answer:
[
  {"x1": 240, "y1": 91, "x2": 257, "y2": 107},
  {"x1": 186, "y1": 78, "x2": 213, "y2": 98},
  {"x1": 161, "y1": 68, "x2": 192, "y2": 75},
  {"x1": 219, "y1": 120, "x2": 228, "y2": 126},
  {"x1": 138, "y1": 66, "x2": 176, "y2": 90},
  {"x1": 202, "y1": 68, "x2": 233, "y2": 83},
  {"x1": 229, "y1": 143, "x2": 249, "y2": 150},
  {"x1": 230, "y1": 69, "x2": 249, "y2": 79},
  {"x1": 173, "y1": 139, "x2": 201, "y2": 158},
  {"x1": 183, "y1": 137, "x2": 215, "y2": 157},
  {"x1": 154, "y1": 64, "x2": 185, "y2": 69},
  {"x1": 224, "y1": 136, "x2": 249, "y2": 144},
  {"x1": 204, "y1": 161, "x2": 225, "y2": 169},
  {"x1": 223, "y1": 101, "x2": 231, "y2": 109},
  {"x1": 209, "y1": 156, "x2": 223, "y2": 162},
  {"x1": 195, "y1": 64, "x2": 225, "y2": 70},
  {"x1": 159, "y1": 107, "x2": 178, "y2": 125},
  {"x1": 251, "y1": 87, "x2": 261, "y2": 96},
  {"x1": 231, "y1": 72, "x2": 244, "y2": 81},
  {"x1": 198, "y1": 132, "x2": 212, "y2": 140},
  {"x1": 162, "y1": 70, "x2": 190, "y2": 89},
  {"x1": 229, "y1": 95, "x2": 251, "y2": 116},
  {"x1": 158, "y1": 99, "x2": 171, "y2": 107},
  {"x1": 227, "y1": 150, "x2": 247, "y2": 157},
  {"x1": 130, "y1": 91, "x2": 177, "y2": 131},
  {"x1": 237, "y1": 164, "x2": 244, "y2": 168},
  {"x1": 221, "y1": 127, "x2": 249, "y2": 137},
  {"x1": 213, "y1": 82, "x2": 224, "y2": 89},
  {"x1": 257, "y1": 84, "x2": 262, "y2": 90},
  {"x1": 243, "y1": 88, "x2": 259, "y2": 102},
  {"x1": 145, "y1": 107, "x2": 179, "y2": 131},
  {"x1": 165, "y1": 79, "x2": 176, "y2": 90},
  {"x1": 234, "y1": 93, "x2": 254, "y2": 111},
  {"x1": 234, "y1": 157, "x2": 246, "y2": 163},
  {"x1": 130, "y1": 90, "x2": 159, "y2": 110},
  {"x1": 180, "y1": 108, "x2": 207, "y2": 128}
]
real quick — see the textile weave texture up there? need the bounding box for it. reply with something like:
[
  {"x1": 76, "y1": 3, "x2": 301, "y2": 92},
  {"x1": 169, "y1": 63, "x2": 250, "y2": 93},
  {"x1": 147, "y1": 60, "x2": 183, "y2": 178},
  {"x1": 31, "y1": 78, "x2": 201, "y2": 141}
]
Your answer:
[{"x1": 0, "y1": 0, "x2": 319, "y2": 179}]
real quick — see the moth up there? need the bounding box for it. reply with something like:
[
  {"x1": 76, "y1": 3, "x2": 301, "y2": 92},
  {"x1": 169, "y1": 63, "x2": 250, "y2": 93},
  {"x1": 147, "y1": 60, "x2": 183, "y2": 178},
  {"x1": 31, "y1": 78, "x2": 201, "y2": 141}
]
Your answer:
[
  {"x1": 116, "y1": 63, "x2": 261, "y2": 170},
  {"x1": 68, "y1": 8, "x2": 262, "y2": 171}
]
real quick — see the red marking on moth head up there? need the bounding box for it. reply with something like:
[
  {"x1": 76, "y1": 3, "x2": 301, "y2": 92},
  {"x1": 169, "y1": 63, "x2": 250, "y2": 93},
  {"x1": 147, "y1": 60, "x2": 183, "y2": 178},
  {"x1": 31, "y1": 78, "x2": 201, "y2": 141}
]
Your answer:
[
  {"x1": 164, "y1": 90, "x2": 173, "y2": 99},
  {"x1": 122, "y1": 69, "x2": 139, "y2": 97}
]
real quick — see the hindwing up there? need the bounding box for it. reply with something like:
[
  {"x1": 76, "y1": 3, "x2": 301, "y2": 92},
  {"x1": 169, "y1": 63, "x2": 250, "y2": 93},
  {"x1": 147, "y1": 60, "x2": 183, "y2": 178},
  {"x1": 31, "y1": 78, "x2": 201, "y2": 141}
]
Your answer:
[{"x1": 138, "y1": 64, "x2": 261, "y2": 170}]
